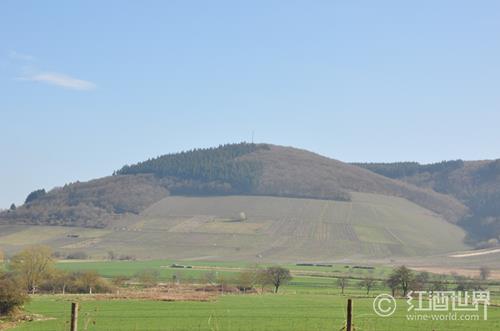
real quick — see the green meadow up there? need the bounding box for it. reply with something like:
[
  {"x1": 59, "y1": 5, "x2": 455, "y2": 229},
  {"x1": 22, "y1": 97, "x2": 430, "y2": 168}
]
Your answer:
[
  {"x1": 55, "y1": 259, "x2": 392, "y2": 282},
  {"x1": 14, "y1": 290, "x2": 500, "y2": 331},
  {"x1": 7, "y1": 260, "x2": 500, "y2": 331}
]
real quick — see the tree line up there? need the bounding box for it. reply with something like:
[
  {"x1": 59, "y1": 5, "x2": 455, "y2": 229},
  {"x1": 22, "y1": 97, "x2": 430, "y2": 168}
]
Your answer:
[{"x1": 338, "y1": 265, "x2": 492, "y2": 297}]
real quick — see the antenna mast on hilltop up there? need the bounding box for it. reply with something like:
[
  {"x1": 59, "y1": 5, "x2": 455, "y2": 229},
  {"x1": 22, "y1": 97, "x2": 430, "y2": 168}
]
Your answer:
[{"x1": 251, "y1": 130, "x2": 254, "y2": 144}]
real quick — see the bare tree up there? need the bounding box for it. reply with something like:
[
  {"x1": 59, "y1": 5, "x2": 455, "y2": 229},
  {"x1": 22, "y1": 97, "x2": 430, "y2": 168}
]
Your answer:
[
  {"x1": 44, "y1": 269, "x2": 70, "y2": 294},
  {"x1": 479, "y1": 266, "x2": 491, "y2": 281},
  {"x1": 135, "y1": 269, "x2": 160, "y2": 287},
  {"x1": 77, "y1": 271, "x2": 101, "y2": 294},
  {"x1": 386, "y1": 273, "x2": 400, "y2": 297},
  {"x1": 237, "y1": 268, "x2": 259, "y2": 292},
  {"x1": 359, "y1": 277, "x2": 375, "y2": 295},
  {"x1": 111, "y1": 275, "x2": 129, "y2": 287},
  {"x1": 107, "y1": 251, "x2": 116, "y2": 261},
  {"x1": 255, "y1": 268, "x2": 272, "y2": 293},
  {"x1": 337, "y1": 277, "x2": 349, "y2": 294},
  {"x1": 388, "y1": 265, "x2": 414, "y2": 297},
  {"x1": 265, "y1": 267, "x2": 292, "y2": 293},
  {"x1": 202, "y1": 271, "x2": 217, "y2": 285},
  {"x1": 10, "y1": 246, "x2": 54, "y2": 294},
  {"x1": 413, "y1": 272, "x2": 430, "y2": 291}
]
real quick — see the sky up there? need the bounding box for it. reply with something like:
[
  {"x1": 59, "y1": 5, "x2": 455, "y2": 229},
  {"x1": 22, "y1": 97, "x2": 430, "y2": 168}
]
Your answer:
[{"x1": 1, "y1": 0, "x2": 499, "y2": 207}]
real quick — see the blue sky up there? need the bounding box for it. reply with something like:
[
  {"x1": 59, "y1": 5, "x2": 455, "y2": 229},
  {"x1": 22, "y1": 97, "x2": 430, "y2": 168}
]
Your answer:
[{"x1": 1, "y1": 1, "x2": 499, "y2": 207}]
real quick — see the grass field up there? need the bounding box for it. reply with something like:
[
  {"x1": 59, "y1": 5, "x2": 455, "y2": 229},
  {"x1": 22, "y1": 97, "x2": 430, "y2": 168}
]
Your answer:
[
  {"x1": 3, "y1": 258, "x2": 500, "y2": 331},
  {"x1": 55, "y1": 259, "x2": 391, "y2": 281},
  {"x1": 12, "y1": 288, "x2": 500, "y2": 331}
]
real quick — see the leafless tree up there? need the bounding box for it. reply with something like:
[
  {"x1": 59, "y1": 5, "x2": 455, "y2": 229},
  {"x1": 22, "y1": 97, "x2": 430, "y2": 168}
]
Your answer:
[
  {"x1": 387, "y1": 265, "x2": 414, "y2": 297},
  {"x1": 10, "y1": 245, "x2": 54, "y2": 294},
  {"x1": 265, "y1": 267, "x2": 292, "y2": 293},
  {"x1": 479, "y1": 266, "x2": 491, "y2": 281},
  {"x1": 359, "y1": 277, "x2": 375, "y2": 295},
  {"x1": 337, "y1": 277, "x2": 349, "y2": 294}
]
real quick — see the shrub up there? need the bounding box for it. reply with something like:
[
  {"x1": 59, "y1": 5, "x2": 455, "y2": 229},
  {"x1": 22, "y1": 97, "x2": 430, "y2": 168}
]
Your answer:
[
  {"x1": 111, "y1": 275, "x2": 130, "y2": 287},
  {"x1": 67, "y1": 271, "x2": 113, "y2": 294},
  {"x1": 66, "y1": 251, "x2": 88, "y2": 260},
  {"x1": 135, "y1": 269, "x2": 160, "y2": 287},
  {"x1": 0, "y1": 273, "x2": 29, "y2": 316}
]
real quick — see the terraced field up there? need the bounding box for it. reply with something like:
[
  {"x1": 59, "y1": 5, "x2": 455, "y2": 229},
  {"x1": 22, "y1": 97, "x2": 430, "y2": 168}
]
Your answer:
[{"x1": 0, "y1": 193, "x2": 468, "y2": 262}]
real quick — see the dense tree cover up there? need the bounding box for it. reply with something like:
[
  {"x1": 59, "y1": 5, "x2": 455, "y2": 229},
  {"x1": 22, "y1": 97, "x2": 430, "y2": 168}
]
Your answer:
[
  {"x1": 117, "y1": 143, "x2": 269, "y2": 194},
  {"x1": 353, "y1": 160, "x2": 464, "y2": 179},
  {"x1": 25, "y1": 189, "x2": 46, "y2": 204},
  {"x1": 0, "y1": 174, "x2": 168, "y2": 228}
]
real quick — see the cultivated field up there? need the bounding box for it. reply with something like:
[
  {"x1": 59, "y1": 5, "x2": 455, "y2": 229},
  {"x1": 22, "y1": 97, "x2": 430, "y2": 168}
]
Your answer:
[{"x1": 0, "y1": 193, "x2": 468, "y2": 262}]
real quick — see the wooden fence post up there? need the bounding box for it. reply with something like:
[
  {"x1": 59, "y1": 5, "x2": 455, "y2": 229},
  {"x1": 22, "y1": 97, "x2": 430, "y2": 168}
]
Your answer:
[
  {"x1": 70, "y1": 302, "x2": 78, "y2": 331},
  {"x1": 346, "y1": 298, "x2": 352, "y2": 331}
]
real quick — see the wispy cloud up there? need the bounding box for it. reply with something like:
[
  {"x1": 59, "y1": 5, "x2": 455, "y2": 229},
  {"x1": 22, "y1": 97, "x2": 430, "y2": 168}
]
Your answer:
[
  {"x1": 9, "y1": 50, "x2": 36, "y2": 61},
  {"x1": 21, "y1": 72, "x2": 96, "y2": 91},
  {"x1": 9, "y1": 50, "x2": 96, "y2": 91}
]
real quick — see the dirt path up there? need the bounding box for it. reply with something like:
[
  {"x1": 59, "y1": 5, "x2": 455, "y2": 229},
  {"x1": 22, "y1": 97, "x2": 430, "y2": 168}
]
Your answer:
[{"x1": 449, "y1": 248, "x2": 500, "y2": 258}]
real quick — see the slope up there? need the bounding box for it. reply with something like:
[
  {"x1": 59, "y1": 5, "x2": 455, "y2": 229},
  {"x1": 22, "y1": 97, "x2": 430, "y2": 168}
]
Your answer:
[
  {"x1": 355, "y1": 159, "x2": 500, "y2": 245},
  {"x1": 0, "y1": 194, "x2": 468, "y2": 261}
]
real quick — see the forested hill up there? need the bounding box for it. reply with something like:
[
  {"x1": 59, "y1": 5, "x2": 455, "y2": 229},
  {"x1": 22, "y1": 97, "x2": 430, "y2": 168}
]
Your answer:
[
  {"x1": 352, "y1": 160, "x2": 465, "y2": 181},
  {"x1": 117, "y1": 143, "x2": 467, "y2": 222},
  {"x1": 1, "y1": 143, "x2": 467, "y2": 231},
  {"x1": 354, "y1": 160, "x2": 500, "y2": 246}
]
